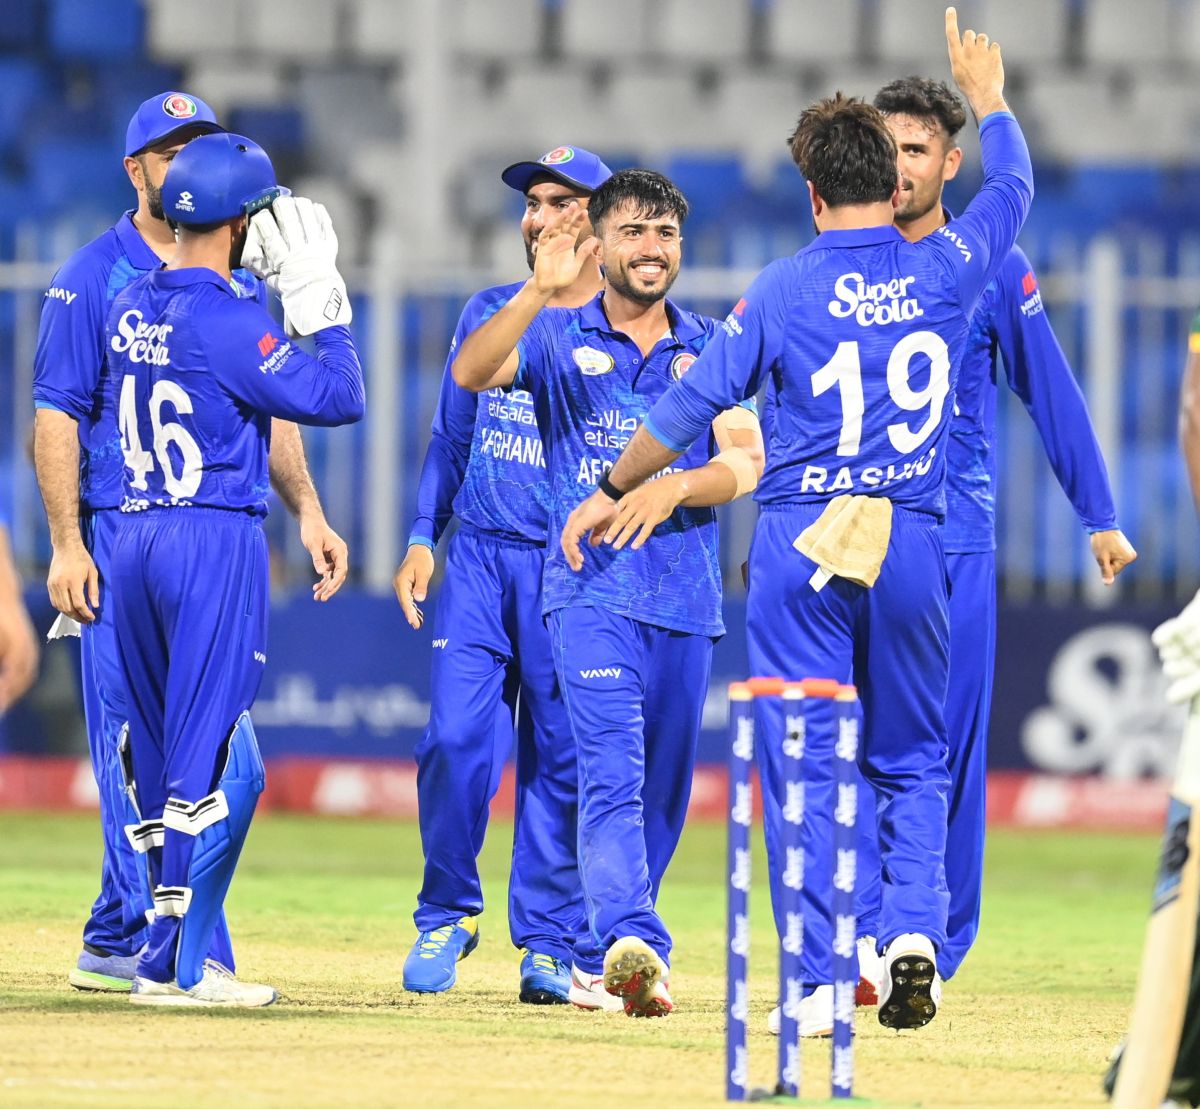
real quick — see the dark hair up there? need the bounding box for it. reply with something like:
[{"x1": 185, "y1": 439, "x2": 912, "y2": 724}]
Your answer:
[
  {"x1": 588, "y1": 168, "x2": 689, "y2": 235},
  {"x1": 873, "y1": 77, "x2": 967, "y2": 143},
  {"x1": 787, "y1": 93, "x2": 897, "y2": 208}
]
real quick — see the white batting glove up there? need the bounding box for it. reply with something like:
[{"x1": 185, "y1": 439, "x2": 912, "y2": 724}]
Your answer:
[
  {"x1": 244, "y1": 196, "x2": 352, "y2": 336},
  {"x1": 1152, "y1": 589, "x2": 1200, "y2": 704}
]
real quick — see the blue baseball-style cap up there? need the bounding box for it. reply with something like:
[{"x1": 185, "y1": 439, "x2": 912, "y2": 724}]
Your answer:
[
  {"x1": 125, "y1": 91, "x2": 224, "y2": 158},
  {"x1": 501, "y1": 146, "x2": 612, "y2": 194},
  {"x1": 162, "y1": 132, "x2": 288, "y2": 225}
]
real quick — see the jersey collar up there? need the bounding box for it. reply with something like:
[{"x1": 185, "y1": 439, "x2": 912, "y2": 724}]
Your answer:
[
  {"x1": 578, "y1": 290, "x2": 704, "y2": 347},
  {"x1": 149, "y1": 267, "x2": 239, "y2": 293},
  {"x1": 113, "y1": 210, "x2": 166, "y2": 271},
  {"x1": 811, "y1": 224, "x2": 906, "y2": 249}
]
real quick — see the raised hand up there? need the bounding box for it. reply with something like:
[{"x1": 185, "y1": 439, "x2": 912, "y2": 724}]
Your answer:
[
  {"x1": 531, "y1": 204, "x2": 597, "y2": 298},
  {"x1": 945, "y1": 6, "x2": 1007, "y2": 121}
]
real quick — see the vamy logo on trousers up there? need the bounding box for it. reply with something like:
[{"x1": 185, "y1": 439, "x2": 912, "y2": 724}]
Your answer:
[{"x1": 579, "y1": 667, "x2": 622, "y2": 679}]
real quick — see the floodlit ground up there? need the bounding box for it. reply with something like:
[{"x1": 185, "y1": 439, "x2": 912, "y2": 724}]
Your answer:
[{"x1": 0, "y1": 811, "x2": 1155, "y2": 1108}]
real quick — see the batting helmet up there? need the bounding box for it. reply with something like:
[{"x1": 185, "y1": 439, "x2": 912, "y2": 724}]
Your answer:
[{"x1": 162, "y1": 132, "x2": 289, "y2": 226}]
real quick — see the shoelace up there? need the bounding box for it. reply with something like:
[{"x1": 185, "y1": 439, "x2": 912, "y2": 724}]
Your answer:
[
  {"x1": 417, "y1": 925, "x2": 457, "y2": 959},
  {"x1": 527, "y1": 952, "x2": 562, "y2": 975},
  {"x1": 202, "y1": 959, "x2": 235, "y2": 981}
]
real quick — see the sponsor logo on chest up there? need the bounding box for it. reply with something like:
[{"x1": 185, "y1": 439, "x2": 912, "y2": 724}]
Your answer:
[{"x1": 573, "y1": 346, "x2": 616, "y2": 376}]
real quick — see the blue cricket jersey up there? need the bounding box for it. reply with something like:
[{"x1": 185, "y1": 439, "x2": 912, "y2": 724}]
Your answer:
[
  {"x1": 107, "y1": 268, "x2": 363, "y2": 515},
  {"x1": 944, "y1": 241, "x2": 1117, "y2": 552},
  {"x1": 647, "y1": 112, "x2": 1034, "y2": 520},
  {"x1": 409, "y1": 280, "x2": 549, "y2": 548},
  {"x1": 33, "y1": 212, "x2": 262, "y2": 512},
  {"x1": 515, "y1": 292, "x2": 726, "y2": 637}
]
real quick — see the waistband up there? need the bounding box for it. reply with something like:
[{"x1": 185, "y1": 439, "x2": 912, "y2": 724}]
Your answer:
[
  {"x1": 759, "y1": 501, "x2": 941, "y2": 528},
  {"x1": 456, "y1": 521, "x2": 546, "y2": 550},
  {"x1": 118, "y1": 504, "x2": 263, "y2": 525}
]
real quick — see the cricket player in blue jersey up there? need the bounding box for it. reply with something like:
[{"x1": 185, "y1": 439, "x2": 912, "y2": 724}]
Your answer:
[
  {"x1": 455, "y1": 169, "x2": 764, "y2": 1017},
  {"x1": 105, "y1": 133, "x2": 363, "y2": 1005},
  {"x1": 393, "y1": 147, "x2": 613, "y2": 1006},
  {"x1": 835, "y1": 75, "x2": 1137, "y2": 995},
  {"x1": 32, "y1": 92, "x2": 348, "y2": 993},
  {"x1": 564, "y1": 11, "x2": 1031, "y2": 1031},
  {"x1": 0, "y1": 509, "x2": 39, "y2": 715}
]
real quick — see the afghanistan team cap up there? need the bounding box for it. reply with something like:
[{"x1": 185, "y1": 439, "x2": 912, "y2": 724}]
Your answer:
[
  {"x1": 125, "y1": 91, "x2": 224, "y2": 158},
  {"x1": 501, "y1": 146, "x2": 613, "y2": 194}
]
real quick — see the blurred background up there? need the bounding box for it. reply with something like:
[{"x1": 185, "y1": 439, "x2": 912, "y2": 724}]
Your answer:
[{"x1": 0, "y1": 0, "x2": 1193, "y2": 823}]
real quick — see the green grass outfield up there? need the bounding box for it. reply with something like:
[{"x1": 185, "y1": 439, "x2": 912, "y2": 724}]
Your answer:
[{"x1": 0, "y1": 811, "x2": 1159, "y2": 1109}]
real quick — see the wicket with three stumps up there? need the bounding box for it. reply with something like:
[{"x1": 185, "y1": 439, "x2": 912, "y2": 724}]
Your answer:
[{"x1": 725, "y1": 677, "x2": 861, "y2": 1101}]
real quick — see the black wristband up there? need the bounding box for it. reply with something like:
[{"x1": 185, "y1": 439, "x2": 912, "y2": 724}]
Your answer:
[{"x1": 598, "y1": 472, "x2": 626, "y2": 501}]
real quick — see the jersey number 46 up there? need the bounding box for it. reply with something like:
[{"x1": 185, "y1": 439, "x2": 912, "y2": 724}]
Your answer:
[{"x1": 118, "y1": 374, "x2": 203, "y2": 499}]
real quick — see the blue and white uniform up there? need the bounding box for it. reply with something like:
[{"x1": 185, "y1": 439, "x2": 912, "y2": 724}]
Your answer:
[
  {"x1": 515, "y1": 293, "x2": 728, "y2": 972},
  {"x1": 409, "y1": 282, "x2": 585, "y2": 962},
  {"x1": 855, "y1": 240, "x2": 1118, "y2": 978},
  {"x1": 644, "y1": 112, "x2": 1034, "y2": 987},
  {"x1": 105, "y1": 267, "x2": 362, "y2": 986},
  {"x1": 32, "y1": 212, "x2": 258, "y2": 965}
]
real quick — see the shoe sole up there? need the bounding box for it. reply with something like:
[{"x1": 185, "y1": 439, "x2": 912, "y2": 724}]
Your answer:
[
  {"x1": 69, "y1": 969, "x2": 133, "y2": 993},
  {"x1": 603, "y1": 948, "x2": 671, "y2": 1018},
  {"x1": 856, "y1": 975, "x2": 879, "y2": 1007},
  {"x1": 519, "y1": 986, "x2": 569, "y2": 1005},
  {"x1": 130, "y1": 989, "x2": 278, "y2": 1008},
  {"x1": 878, "y1": 954, "x2": 937, "y2": 1030}
]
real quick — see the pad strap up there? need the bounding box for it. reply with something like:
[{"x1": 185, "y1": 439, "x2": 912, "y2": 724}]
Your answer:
[
  {"x1": 163, "y1": 791, "x2": 231, "y2": 836},
  {"x1": 124, "y1": 818, "x2": 165, "y2": 854},
  {"x1": 153, "y1": 885, "x2": 193, "y2": 917}
]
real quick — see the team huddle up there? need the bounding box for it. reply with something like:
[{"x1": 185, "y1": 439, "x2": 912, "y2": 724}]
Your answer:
[{"x1": 34, "y1": 9, "x2": 1135, "y2": 1020}]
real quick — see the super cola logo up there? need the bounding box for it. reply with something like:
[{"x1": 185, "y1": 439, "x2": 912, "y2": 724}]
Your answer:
[
  {"x1": 827, "y1": 273, "x2": 923, "y2": 326},
  {"x1": 111, "y1": 309, "x2": 173, "y2": 366}
]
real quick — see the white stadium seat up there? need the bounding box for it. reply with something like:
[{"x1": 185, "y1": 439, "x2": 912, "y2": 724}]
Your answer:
[
  {"x1": 1082, "y1": 0, "x2": 1173, "y2": 68},
  {"x1": 559, "y1": 0, "x2": 653, "y2": 61},
  {"x1": 145, "y1": 0, "x2": 245, "y2": 58},
  {"x1": 448, "y1": 0, "x2": 548, "y2": 59},
  {"x1": 244, "y1": 0, "x2": 341, "y2": 60},
  {"x1": 764, "y1": 0, "x2": 861, "y2": 66},
  {"x1": 655, "y1": 0, "x2": 753, "y2": 63},
  {"x1": 183, "y1": 60, "x2": 287, "y2": 118}
]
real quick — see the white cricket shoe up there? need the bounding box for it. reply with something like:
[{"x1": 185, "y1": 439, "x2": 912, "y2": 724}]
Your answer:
[
  {"x1": 878, "y1": 933, "x2": 940, "y2": 1030},
  {"x1": 767, "y1": 984, "x2": 835, "y2": 1038},
  {"x1": 856, "y1": 935, "x2": 884, "y2": 1006},
  {"x1": 130, "y1": 960, "x2": 278, "y2": 1008},
  {"x1": 568, "y1": 963, "x2": 625, "y2": 1011},
  {"x1": 602, "y1": 937, "x2": 673, "y2": 1018}
]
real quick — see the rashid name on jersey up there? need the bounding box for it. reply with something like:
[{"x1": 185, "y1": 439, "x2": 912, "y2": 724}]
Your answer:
[
  {"x1": 515, "y1": 293, "x2": 725, "y2": 637},
  {"x1": 107, "y1": 268, "x2": 363, "y2": 513},
  {"x1": 410, "y1": 280, "x2": 550, "y2": 548},
  {"x1": 646, "y1": 113, "x2": 1035, "y2": 520},
  {"x1": 33, "y1": 212, "x2": 261, "y2": 511}
]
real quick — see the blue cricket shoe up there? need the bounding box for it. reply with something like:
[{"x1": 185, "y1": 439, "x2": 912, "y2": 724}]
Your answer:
[
  {"x1": 69, "y1": 944, "x2": 141, "y2": 992},
  {"x1": 403, "y1": 916, "x2": 480, "y2": 993},
  {"x1": 519, "y1": 950, "x2": 570, "y2": 1005}
]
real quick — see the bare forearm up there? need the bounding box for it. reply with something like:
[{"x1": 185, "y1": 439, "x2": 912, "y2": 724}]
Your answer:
[
  {"x1": 0, "y1": 527, "x2": 23, "y2": 610},
  {"x1": 33, "y1": 409, "x2": 84, "y2": 548},
  {"x1": 452, "y1": 280, "x2": 548, "y2": 392},
  {"x1": 608, "y1": 426, "x2": 684, "y2": 494},
  {"x1": 1181, "y1": 353, "x2": 1200, "y2": 513},
  {"x1": 269, "y1": 419, "x2": 322, "y2": 520},
  {"x1": 668, "y1": 463, "x2": 738, "y2": 509}
]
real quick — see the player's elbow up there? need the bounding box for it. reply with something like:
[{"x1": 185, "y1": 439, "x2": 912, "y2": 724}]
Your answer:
[{"x1": 451, "y1": 353, "x2": 488, "y2": 393}]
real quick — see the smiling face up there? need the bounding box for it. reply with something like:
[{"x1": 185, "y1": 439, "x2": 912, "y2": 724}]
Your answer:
[
  {"x1": 886, "y1": 112, "x2": 961, "y2": 226},
  {"x1": 521, "y1": 177, "x2": 594, "y2": 270},
  {"x1": 596, "y1": 199, "x2": 682, "y2": 306}
]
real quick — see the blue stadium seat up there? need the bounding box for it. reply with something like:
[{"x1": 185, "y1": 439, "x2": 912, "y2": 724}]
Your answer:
[
  {"x1": 24, "y1": 137, "x2": 129, "y2": 217},
  {"x1": 48, "y1": 0, "x2": 143, "y2": 59},
  {"x1": 0, "y1": 59, "x2": 56, "y2": 153},
  {"x1": 227, "y1": 107, "x2": 307, "y2": 161},
  {"x1": 0, "y1": 0, "x2": 41, "y2": 49},
  {"x1": 665, "y1": 155, "x2": 749, "y2": 229}
]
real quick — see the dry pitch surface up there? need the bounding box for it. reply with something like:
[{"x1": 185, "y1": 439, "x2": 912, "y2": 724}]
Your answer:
[{"x1": 0, "y1": 811, "x2": 1156, "y2": 1108}]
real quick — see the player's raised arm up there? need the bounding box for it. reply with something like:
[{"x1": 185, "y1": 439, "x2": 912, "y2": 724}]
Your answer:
[
  {"x1": 937, "y1": 7, "x2": 1034, "y2": 305},
  {"x1": 453, "y1": 205, "x2": 594, "y2": 392}
]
